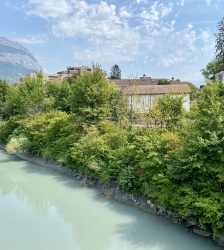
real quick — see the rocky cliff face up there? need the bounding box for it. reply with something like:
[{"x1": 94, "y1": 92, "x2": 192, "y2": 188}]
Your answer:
[{"x1": 0, "y1": 37, "x2": 42, "y2": 83}]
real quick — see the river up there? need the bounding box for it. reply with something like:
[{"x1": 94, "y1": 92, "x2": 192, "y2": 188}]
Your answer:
[{"x1": 0, "y1": 148, "x2": 222, "y2": 250}]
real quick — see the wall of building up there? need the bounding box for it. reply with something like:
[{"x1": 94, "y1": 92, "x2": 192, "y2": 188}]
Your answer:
[{"x1": 127, "y1": 94, "x2": 190, "y2": 112}]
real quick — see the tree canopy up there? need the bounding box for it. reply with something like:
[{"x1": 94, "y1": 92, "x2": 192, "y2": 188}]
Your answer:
[
  {"x1": 201, "y1": 60, "x2": 222, "y2": 81},
  {"x1": 215, "y1": 17, "x2": 224, "y2": 71},
  {"x1": 70, "y1": 68, "x2": 113, "y2": 123},
  {"x1": 201, "y1": 17, "x2": 224, "y2": 81},
  {"x1": 109, "y1": 64, "x2": 121, "y2": 79}
]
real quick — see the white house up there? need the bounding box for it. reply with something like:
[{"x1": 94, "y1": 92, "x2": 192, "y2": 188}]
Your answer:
[
  {"x1": 110, "y1": 78, "x2": 191, "y2": 112},
  {"x1": 124, "y1": 84, "x2": 191, "y2": 111}
]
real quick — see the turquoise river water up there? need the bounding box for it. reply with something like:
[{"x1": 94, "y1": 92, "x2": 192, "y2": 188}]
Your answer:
[{"x1": 0, "y1": 148, "x2": 223, "y2": 250}]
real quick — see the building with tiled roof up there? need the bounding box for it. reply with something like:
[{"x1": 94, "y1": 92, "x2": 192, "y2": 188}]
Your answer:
[{"x1": 109, "y1": 77, "x2": 191, "y2": 111}]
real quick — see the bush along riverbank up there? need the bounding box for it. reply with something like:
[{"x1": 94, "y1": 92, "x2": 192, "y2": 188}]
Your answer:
[
  {"x1": 0, "y1": 142, "x2": 223, "y2": 246},
  {"x1": 0, "y1": 74, "x2": 224, "y2": 246}
]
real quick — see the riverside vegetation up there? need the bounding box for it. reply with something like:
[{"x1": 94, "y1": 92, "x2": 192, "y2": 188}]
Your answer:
[{"x1": 0, "y1": 68, "x2": 224, "y2": 243}]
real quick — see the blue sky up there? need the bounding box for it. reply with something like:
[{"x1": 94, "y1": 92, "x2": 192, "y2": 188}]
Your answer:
[{"x1": 0, "y1": 0, "x2": 223, "y2": 86}]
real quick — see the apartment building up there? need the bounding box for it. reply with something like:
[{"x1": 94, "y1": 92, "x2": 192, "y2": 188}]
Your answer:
[
  {"x1": 20, "y1": 66, "x2": 93, "y2": 83},
  {"x1": 57, "y1": 66, "x2": 93, "y2": 81},
  {"x1": 20, "y1": 72, "x2": 59, "y2": 84}
]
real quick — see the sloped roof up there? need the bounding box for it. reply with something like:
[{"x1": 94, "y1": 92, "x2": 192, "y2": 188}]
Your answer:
[
  {"x1": 123, "y1": 84, "x2": 191, "y2": 95},
  {"x1": 110, "y1": 77, "x2": 182, "y2": 86}
]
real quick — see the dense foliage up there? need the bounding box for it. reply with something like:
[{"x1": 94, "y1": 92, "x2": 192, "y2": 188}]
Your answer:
[
  {"x1": 109, "y1": 64, "x2": 121, "y2": 79},
  {"x1": 215, "y1": 17, "x2": 224, "y2": 71},
  {"x1": 201, "y1": 17, "x2": 224, "y2": 81},
  {"x1": 158, "y1": 79, "x2": 170, "y2": 85},
  {"x1": 0, "y1": 70, "x2": 224, "y2": 238},
  {"x1": 201, "y1": 60, "x2": 222, "y2": 81}
]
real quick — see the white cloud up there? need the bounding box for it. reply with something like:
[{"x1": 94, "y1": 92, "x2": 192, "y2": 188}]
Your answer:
[
  {"x1": 17, "y1": 35, "x2": 47, "y2": 44},
  {"x1": 177, "y1": 0, "x2": 184, "y2": 6},
  {"x1": 136, "y1": 0, "x2": 148, "y2": 4},
  {"x1": 26, "y1": 0, "x2": 72, "y2": 19},
  {"x1": 152, "y1": 23, "x2": 213, "y2": 67},
  {"x1": 200, "y1": 30, "x2": 210, "y2": 42},
  {"x1": 119, "y1": 7, "x2": 132, "y2": 18},
  {"x1": 161, "y1": 3, "x2": 173, "y2": 17},
  {"x1": 25, "y1": 0, "x2": 215, "y2": 66},
  {"x1": 205, "y1": 0, "x2": 211, "y2": 5},
  {"x1": 155, "y1": 24, "x2": 197, "y2": 66},
  {"x1": 5, "y1": 1, "x2": 21, "y2": 11},
  {"x1": 139, "y1": 2, "x2": 173, "y2": 32},
  {"x1": 26, "y1": 0, "x2": 140, "y2": 62}
]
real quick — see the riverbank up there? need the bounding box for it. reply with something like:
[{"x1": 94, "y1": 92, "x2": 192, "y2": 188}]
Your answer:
[{"x1": 0, "y1": 143, "x2": 223, "y2": 247}]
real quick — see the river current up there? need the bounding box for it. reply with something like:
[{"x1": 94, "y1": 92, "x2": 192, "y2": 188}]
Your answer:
[{"x1": 0, "y1": 149, "x2": 222, "y2": 250}]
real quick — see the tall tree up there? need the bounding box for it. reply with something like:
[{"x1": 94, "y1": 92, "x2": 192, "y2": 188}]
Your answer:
[
  {"x1": 70, "y1": 68, "x2": 113, "y2": 123},
  {"x1": 215, "y1": 17, "x2": 224, "y2": 71},
  {"x1": 201, "y1": 60, "x2": 222, "y2": 81},
  {"x1": 109, "y1": 87, "x2": 128, "y2": 124},
  {"x1": 2, "y1": 77, "x2": 45, "y2": 118},
  {"x1": 46, "y1": 81, "x2": 71, "y2": 113},
  {"x1": 109, "y1": 64, "x2": 121, "y2": 79},
  {"x1": 0, "y1": 79, "x2": 10, "y2": 118},
  {"x1": 0, "y1": 79, "x2": 9, "y2": 106}
]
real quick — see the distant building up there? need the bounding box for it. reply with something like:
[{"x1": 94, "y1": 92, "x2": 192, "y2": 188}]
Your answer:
[
  {"x1": 20, "y1": 72, "x2": 59, "y2": 84},
  {"x1": 109, "y1": 76, "x2": 191, "y2": 111},
  {"x1": 57, "y1": 66, "x2": 93, "y2": 81},
  {"x1": 215, "y1": 71, "x2": 224, "y2": 82},
  {"x1": 19, "y1": 65, "x2": 94, "y2": 83},
  {"x1": 110, "y1": 76, "x2": 182, "y2": 90}
]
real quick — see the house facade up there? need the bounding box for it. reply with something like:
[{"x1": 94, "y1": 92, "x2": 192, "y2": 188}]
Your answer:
[
  {"x1": 125, "y1": 84, "x2": 191, "y2": 111},
  {"x1": 110, "y1": 77, "x2": 191, "y2": 111}
]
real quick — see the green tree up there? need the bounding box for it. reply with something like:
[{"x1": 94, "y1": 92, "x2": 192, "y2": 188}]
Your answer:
[
  {"x1": 2, "y1": 77, "x2": 45, "y2": 118},
  {"x1": 0, "y1": 79, "x2": 9, "y2": 104},
  {"x1": 0, "y1": 79, "x2": 10, "y2": 117},
  {"x1": 148, "y1": 93, "x2": 184, "y2": 130},
  {"x1": 109, "y1": 64, "x2": 121, "y2": 79},
  {"x1": 215, "y1": 17, "x2": 224, "y2": 71},
  {"x1": 183, "y1": 81, "x2": 199, "y2": 101},
  {"x1": 70, "y1": 68, "x2": 113, "y2": 123},
  {"x1": 169, "y1": 82, "x2": 224, "y2": 232},
  {"x1": 46, "y1": 81, "x2": 71, "y2": 113},
  {"x1": 158, "y1": 79, "x2": 170, "y2": 85},
  {"x1": 201, "y1": 60, "x2": 222, "y2": 81},
  {"x1": 109, "y1": 87, "x2": 128, "y2": 125}
]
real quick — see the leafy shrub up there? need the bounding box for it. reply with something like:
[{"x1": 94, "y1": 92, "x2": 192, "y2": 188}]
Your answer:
[
  {"x1": 0, "y1": 115, "x2": 24, "y2": 142},
  {"x1": 158, "y1": 79, "x2": 170, "y2": 85},
  {"x1": 6, "y1": 135, "x2": 31, "y2": 154}
]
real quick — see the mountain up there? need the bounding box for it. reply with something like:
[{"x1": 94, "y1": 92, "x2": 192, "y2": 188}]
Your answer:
[{"x1": 0, "y1": 37, "x2": 42, "y2": 83}]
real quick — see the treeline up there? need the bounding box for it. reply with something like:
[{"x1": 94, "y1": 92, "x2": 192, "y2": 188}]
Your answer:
[{"x1": 0, "y1": 69, "x2": 224, "y2": 238}]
